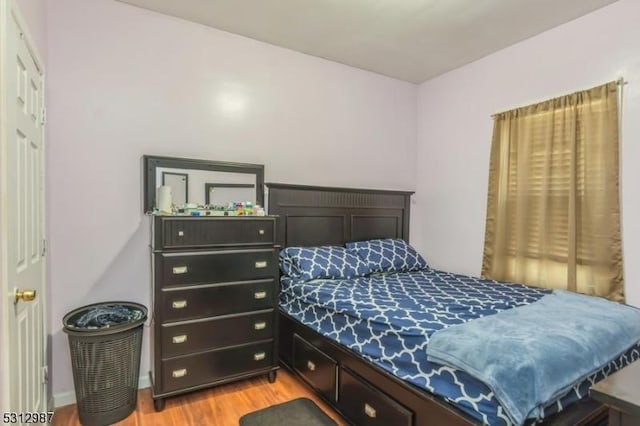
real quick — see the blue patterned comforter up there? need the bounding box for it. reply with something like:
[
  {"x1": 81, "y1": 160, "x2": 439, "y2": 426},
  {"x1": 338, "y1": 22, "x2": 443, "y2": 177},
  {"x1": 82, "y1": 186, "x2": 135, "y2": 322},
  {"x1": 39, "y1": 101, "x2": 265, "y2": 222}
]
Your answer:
[{"x1": 279, "y1": 268, "x2": 640, "y2": 425}]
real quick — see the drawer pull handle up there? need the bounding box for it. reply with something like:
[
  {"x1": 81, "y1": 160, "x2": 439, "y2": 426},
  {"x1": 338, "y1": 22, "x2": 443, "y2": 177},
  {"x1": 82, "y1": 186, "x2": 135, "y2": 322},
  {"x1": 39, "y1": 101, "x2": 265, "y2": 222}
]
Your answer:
[
  {"x1": 307, "y1": 360, "x2": 316, "y2": 371},
  {"x1": 254, "y1": 291, "x2": 267, "y2": 300},
  {"x1": 172, "y1": 300, "x2": 188, "y2": 309},
  {"x1": 255, "y1": 261, "x2": 268, "y2": 269},
  {"x1": 258, "y1": 229, "x2": 265, "y2": 235},
  {"x1": 172, "y1": 368, "x2": 187, "y2": 378},
  {"x1": 364, "y1": 403, "x2": 377, "y2": 418},
  {"x1": 172, "y1": 335, "x2": 188, "y2": 344},
  {"x1": 254, "y1": 322, "x2": 267, "y2": 330},
  {"x1": 254, "y1": 352, "x2": 266, "y2": 361},
  {"x1": 172, "y1": 266, "x2": 188, "y2": 274},
  {"x1": 177, "y1": 231, "x2": 184, "y2": 237}
]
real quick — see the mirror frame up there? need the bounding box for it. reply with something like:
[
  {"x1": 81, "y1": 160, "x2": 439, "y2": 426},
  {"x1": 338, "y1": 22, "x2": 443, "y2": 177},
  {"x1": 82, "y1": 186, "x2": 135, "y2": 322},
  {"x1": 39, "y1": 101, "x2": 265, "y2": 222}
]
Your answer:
[
  {"x1": 143, "y1": 155, "x2": 264, "y2": 213},
  {"x1": 162, "y1": 171, "x2": 189, "y2": 205}
]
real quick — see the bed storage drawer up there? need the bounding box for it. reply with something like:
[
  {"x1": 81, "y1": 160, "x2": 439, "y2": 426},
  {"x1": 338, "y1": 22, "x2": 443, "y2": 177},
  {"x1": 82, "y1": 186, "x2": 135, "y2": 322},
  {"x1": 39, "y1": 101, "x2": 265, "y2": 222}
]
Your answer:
[
  {"x1": 161, "y1": 310, "x2": 274, "y2": 357},
  {"x1": 338, "y1": 368, "x2": 413, "y2": 426},
  {"x1": 159, "y1": 217, "x2": 275, "y2": 249},
  {"x1": 159, "y1": 249, "x2": 277, "y2": 286},
  {"x1": 293, "y1": 335, "x2": 337, "y2": 402},
  {"x1": 161, "y1": 279, "x2": 276, "y2": 322},
  {"x1": 161, "y1": 341, "x2": 274, "y2": 393}
]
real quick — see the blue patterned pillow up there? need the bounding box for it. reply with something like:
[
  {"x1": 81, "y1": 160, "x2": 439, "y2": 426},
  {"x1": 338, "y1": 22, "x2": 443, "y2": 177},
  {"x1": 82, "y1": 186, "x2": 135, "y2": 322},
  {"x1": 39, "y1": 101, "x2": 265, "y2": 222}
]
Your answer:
[
  {"x1": 279, "y1": 246, "x2": 372, "y2": 281},
  {"x1": 345, "y1": 239, "x2": 428, "y2": 273}
]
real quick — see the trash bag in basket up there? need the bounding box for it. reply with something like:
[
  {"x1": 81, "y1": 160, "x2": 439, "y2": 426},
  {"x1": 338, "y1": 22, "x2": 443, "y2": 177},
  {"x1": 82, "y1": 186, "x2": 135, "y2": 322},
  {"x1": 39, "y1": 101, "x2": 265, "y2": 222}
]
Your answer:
[{"x1": 71, "y1": 304, "x2": 145, "y2": 329}]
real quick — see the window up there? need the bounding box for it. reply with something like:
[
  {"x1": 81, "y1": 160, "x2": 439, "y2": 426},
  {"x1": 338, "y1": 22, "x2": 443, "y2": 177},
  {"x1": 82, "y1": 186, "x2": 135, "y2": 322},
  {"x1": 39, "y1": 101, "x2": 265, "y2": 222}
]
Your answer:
[{"x1": 482, "y1": 81, "x2": 623, "y2": 301}]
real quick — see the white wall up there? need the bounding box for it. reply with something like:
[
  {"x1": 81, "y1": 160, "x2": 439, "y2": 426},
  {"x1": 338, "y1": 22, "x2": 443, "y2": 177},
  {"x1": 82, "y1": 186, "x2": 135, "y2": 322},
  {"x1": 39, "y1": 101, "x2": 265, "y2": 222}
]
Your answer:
[
  {"x1": 46, "y1": 0, "x2": 416, "y2": 401},
  {"x1": 413, "y1": 0, "x2": 640, "y2": 307}
]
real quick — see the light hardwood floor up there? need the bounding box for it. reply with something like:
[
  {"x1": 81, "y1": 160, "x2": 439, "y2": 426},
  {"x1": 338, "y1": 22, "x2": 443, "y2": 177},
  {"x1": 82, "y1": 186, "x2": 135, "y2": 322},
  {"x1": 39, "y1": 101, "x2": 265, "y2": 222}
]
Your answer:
[{"x1": 52, "y1": 369, "x2": 345, "y2": 425}]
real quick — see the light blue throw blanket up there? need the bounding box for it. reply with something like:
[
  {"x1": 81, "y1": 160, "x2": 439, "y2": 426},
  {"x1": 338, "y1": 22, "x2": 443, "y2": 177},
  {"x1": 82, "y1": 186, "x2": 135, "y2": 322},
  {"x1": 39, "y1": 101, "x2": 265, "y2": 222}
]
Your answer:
[{"x1": 426, "y1": 290, "x2": 640, "y2": 425}]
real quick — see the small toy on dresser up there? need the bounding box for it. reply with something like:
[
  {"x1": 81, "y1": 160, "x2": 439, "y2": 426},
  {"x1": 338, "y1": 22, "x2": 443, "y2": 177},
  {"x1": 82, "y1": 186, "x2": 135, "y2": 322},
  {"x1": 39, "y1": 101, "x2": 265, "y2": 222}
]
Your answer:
[{"x1": 151, "y1": 201, "x2": 265, "y2": 216}]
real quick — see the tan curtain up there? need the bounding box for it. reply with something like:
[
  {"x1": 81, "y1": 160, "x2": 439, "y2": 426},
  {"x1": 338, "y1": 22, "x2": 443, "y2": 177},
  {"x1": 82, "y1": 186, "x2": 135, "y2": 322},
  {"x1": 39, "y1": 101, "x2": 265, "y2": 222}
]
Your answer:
[{"x1": 482, "y1": 81, "x2": 623, "y2": 301}]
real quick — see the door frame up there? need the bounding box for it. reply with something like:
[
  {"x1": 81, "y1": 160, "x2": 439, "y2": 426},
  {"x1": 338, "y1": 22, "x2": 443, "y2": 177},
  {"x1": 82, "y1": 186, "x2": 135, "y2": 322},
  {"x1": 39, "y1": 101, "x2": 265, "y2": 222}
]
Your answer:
[{"x1": 0, "y1": 0, "x2": 47, "y2": 411}]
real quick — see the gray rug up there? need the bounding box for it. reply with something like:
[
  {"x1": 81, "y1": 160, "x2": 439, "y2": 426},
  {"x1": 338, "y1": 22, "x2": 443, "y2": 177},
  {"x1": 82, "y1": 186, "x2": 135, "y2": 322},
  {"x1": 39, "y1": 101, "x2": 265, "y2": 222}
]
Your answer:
[{"x1": 239, "y1": 398, "x2": 337, "y2": 426}]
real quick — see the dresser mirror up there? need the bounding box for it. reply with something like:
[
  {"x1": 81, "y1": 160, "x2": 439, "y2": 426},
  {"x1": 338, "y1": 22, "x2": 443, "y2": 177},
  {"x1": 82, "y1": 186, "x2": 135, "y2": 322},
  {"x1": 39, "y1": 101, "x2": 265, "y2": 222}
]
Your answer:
[{"x1": 143, "y1": 155, "x2": 264, "y2": 213}]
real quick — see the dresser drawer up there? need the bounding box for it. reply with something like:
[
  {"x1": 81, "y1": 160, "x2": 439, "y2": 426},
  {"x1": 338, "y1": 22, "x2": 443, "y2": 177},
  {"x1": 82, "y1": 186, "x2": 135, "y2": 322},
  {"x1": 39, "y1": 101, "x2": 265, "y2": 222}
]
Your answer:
[
  {"x1": 159, "y1": 249, "x2": 277, "y2": 287},
  {"x1": 161, "y1": 341, "x2": 274, "y2": 393},
  {"x1": 293, "y1": 335, "x2": 337, "y2": 402},
  {"x1": 161, "y1": 310, "x2": 275, "y2": 358},
  {"x1": 159, "y1": 217, "x2": 275, "y2": 249},
  {"x1": 161, "y1": 280, "x2": 276, "y2": 322},
  {"x1": 338, "y1": 369, "x2": 413, "y2": 426}
]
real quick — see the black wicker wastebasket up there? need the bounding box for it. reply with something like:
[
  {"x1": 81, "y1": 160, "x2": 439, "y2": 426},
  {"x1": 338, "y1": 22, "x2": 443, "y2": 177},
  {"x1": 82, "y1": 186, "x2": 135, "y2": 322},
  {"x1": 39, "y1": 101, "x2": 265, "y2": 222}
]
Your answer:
[{"x1": 63, "y1": 301, "x2": 147, "y2": 426}]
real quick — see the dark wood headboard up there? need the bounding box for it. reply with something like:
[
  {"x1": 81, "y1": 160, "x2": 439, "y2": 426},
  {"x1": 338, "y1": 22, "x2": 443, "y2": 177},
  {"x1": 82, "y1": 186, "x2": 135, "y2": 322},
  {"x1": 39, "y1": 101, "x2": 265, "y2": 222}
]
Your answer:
[{"x1": 266, "y1": 183, "x2": 414, "y2": 247}]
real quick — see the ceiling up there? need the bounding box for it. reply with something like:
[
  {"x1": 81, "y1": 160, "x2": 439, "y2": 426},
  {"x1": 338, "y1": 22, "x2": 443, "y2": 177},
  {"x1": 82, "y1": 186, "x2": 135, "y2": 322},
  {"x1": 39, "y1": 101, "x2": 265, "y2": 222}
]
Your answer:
[{"x1": 117, "y1": 0, "x2": 618, "y2": 83}]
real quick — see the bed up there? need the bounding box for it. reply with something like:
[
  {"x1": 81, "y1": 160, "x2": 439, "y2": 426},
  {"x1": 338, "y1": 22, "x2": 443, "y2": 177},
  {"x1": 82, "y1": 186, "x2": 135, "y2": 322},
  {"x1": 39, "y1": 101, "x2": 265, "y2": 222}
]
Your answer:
[{"x1": 266, "y1": 183, "x2": 640, "y2": 426}]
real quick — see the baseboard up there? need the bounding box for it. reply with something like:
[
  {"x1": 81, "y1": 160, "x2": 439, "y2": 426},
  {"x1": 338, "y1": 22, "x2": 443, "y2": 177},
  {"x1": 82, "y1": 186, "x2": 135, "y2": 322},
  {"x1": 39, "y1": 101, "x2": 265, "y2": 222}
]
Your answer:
[{"x1": 52, "y1": 375, "x2": 151, "y2": 409}]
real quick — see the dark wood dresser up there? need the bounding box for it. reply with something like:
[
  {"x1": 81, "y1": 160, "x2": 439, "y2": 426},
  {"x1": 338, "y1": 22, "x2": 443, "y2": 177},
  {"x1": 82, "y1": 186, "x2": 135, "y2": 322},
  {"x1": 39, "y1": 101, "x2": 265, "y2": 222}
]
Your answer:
[
  {"x1": 149, "y1": 215, "x2": 280, "y2": 411},
  {"x1": 591, "y1": 360, "x2": 640, "y2": 426}
]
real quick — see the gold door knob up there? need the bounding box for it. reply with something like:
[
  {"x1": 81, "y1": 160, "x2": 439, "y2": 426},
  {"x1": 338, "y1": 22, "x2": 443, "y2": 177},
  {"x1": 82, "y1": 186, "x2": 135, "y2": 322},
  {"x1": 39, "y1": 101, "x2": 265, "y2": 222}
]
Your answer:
[{"x1": 15, "y1": 289, "x2": 37, "y2": 303}]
